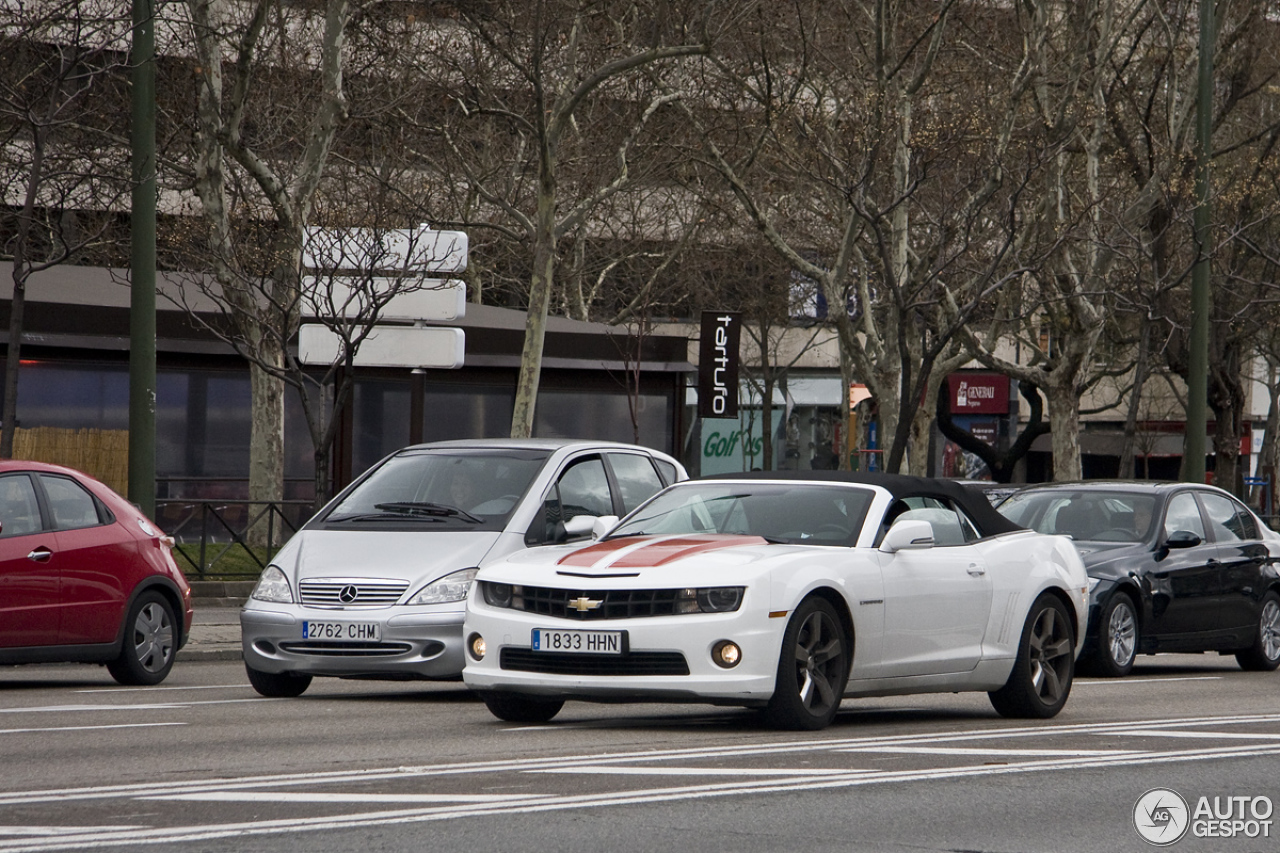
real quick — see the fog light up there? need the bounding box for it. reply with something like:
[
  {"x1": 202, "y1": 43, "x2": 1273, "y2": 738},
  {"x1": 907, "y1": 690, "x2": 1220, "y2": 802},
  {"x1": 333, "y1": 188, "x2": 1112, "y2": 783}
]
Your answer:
[
  {"x1": 712, "y1": 640, "x2": 741, "y2": 668},
  {"x1": 468, "y1": 633, "x2": 486, "y2": 661}
]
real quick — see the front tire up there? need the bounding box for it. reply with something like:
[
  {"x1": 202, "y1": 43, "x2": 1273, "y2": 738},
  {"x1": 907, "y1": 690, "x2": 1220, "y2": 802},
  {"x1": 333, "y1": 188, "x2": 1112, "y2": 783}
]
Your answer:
[
  {"x1": 1085, "y1": 593, "x2": 1138, "y2": 678},
  {"x1": 1235, "y1": 590, "x2": 1280, "y2": 672},
  {"x1": 989, "y1": 593, "x2": 1075, "y2": 719},
  {"x1": 761, "y1": 597, "x2": 849, "y2": 731},
  {"x1": 245, "y1": 664, "x2": 313, "y2": 697},
  {"x1": 481, "y1": 692, "x2": 564, "y2": 723},
  {"x1": 106, "y1": 591, "x2": 177, "y2": 686}
]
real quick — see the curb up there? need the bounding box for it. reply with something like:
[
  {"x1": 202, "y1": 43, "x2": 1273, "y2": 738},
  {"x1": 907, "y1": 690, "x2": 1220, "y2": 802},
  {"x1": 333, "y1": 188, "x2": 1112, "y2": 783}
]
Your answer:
[{"x1": 178, "y1": 647, "x2": 242, "y2": 663}]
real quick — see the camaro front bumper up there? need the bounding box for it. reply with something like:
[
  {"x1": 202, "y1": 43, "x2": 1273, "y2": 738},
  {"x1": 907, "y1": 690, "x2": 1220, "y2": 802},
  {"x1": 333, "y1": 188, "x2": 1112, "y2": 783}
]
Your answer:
[
  {"x1": 241, "y1": 601, "x2": 466, "y2": 680},
  {"x1": 461, "y1": 602, "x2": 782, "y2": 704}
]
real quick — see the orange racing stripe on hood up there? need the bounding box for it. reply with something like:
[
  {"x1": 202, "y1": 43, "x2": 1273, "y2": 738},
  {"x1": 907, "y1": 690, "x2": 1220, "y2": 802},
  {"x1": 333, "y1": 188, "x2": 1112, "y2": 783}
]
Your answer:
[{"x1": 557, "y1": 534, "x2": 767, "y2": 568}]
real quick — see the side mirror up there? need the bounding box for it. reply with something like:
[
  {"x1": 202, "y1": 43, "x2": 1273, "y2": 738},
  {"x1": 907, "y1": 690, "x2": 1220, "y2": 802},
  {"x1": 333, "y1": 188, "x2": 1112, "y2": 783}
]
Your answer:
[
  {"x1": 880, "y1": 519, "x2": 935, "y2": 553},
  {"x1": 563, "y1": 515, "x2": 597, "y2": 539},
  {"x1": 1164, "y1": 530, "x2": 1202, "y2": 549},
  {"x1": 592, "y1": 515, "x2": 619, "y2": 540}
]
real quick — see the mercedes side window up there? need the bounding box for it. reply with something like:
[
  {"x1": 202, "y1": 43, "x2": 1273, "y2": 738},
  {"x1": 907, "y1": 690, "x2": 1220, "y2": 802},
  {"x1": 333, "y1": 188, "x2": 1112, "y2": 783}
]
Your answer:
[
  {"x1": 606, "y1": 452, "x2": 664, "y2": 515},
  {"x1": 0, "y1": 474, "x2": 42, "y2": 538},
  {"x1": 528, "y1": 456, "x2": 613, "y2": 544},
  {"x1": 1163, "y1": 492, "x2": 1206, "y2": 542}
]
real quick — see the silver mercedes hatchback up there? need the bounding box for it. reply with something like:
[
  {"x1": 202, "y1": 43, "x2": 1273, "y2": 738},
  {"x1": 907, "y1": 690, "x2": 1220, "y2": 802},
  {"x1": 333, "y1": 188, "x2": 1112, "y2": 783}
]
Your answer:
[{"x1": 240, "y1": 439, "x2": 686, "y2": 696}]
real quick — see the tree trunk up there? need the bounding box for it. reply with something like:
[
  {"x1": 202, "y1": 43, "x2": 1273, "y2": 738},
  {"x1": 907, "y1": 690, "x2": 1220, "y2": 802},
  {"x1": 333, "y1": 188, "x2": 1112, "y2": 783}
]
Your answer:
[
  {"x1": 248, "y1": 359, "x2": 285, "y2": 543},
  {"x1": 1047, "y1": 376, "x2": 1084, "y2": 481},
  {"x1": 511, "y1": 165, "x2": 557, "y2": 439},
  {"x1": 1117, "y1": 319, "x2": 1153, "y2": 479},
  {"x1": 1, "y1": 269, "x2": 27, "y2": 459}
]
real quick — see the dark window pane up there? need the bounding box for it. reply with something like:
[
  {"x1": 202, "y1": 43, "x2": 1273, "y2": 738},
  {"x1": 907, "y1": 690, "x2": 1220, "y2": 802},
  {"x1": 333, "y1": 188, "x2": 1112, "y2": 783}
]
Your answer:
[
  {"x1": 0, "y1": 474, "x2": 42, "y2": 537},
  {"x1": 39, "y1": 475, "x2": 102, "y2": 530},
  {"x1": 607, "y1": 452, "x2": 663, "y2": 514}
]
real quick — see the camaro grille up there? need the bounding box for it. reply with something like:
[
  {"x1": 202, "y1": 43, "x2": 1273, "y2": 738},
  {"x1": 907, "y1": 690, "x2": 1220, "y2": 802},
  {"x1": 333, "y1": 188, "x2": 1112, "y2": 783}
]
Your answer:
[
  {"x1": 499, "y1": 648, "x2": 690, "y2": 676},
  {"x1": 503, "y1": 585, "x2": 687, "y2": 620},
  {"x1": 278, "y1": 641, "x2": 413, "y2": 657},
  {"x1": 299, "y1": 579, "x2": 409, "y2": 607}
]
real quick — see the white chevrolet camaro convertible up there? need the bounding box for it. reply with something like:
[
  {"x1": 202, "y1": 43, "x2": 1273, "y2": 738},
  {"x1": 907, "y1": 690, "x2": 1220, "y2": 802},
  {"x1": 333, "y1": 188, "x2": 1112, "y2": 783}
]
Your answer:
[{"x1": 463, "y1": 472, "x2": 1089, "y2": 730}]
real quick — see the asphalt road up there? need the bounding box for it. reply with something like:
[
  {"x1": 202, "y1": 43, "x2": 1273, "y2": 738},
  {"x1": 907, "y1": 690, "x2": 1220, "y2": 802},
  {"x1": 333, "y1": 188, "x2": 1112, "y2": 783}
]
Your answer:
[{"x1": 2, "y1": 653, "x2": 1278, "y2": 853}]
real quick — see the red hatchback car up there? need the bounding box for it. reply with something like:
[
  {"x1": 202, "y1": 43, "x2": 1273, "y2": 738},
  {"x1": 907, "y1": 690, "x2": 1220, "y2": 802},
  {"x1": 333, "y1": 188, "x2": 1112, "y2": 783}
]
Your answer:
[{"x1": 0, "y1": 460, "x2": 193, "y2": 684}]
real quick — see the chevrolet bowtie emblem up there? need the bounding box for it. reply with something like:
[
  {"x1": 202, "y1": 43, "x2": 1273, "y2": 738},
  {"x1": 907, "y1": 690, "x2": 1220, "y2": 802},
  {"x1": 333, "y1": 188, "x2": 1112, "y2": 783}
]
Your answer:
[{"x1": 567, "y1": 596, "x2": 603, "y2": 612}]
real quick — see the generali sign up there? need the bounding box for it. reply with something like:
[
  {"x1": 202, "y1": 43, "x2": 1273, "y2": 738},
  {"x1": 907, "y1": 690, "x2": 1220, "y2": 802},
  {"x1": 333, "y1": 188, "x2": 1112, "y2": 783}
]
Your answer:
[
  {"x1": 697, "y1": 312, "x2": 741, "y2": 419},
  {"x1": 947, "y1": 372, "x2": 1010, "y2": 415}
]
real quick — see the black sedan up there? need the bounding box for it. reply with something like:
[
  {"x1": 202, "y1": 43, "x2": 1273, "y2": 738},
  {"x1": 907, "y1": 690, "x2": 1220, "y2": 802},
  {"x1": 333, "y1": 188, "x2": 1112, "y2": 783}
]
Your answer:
[{"x1": 997, "y1": 481, "x2": 1280, "y2": 677}]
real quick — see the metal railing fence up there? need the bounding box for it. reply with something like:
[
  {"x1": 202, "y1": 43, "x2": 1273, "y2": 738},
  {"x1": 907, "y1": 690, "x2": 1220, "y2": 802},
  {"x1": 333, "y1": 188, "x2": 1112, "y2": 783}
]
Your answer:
[{"x1": 155, "y1": 499, "x2": 315, "y2": 578}]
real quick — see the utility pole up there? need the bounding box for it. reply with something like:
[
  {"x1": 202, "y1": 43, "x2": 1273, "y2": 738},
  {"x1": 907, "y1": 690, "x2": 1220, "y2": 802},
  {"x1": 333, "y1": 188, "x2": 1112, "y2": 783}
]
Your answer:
[
  {"x1": 1186, "y1": 0, "x2": 1213, "y2": 484},
  {"x1": 129, "y1": 0, "x2": 157, "y2": 517}
]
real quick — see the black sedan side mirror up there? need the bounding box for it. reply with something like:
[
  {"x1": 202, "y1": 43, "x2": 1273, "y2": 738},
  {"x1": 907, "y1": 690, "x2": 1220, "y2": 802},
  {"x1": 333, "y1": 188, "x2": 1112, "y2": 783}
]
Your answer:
[{"x1": 1164, "y1": 530, "x2": 1202, "y2": 549}]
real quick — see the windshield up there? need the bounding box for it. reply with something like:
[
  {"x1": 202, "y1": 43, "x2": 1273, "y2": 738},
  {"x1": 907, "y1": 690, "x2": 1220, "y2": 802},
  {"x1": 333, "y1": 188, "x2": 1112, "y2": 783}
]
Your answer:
[
  {"x1": 609, "y1": 482, "x2": 873, "y2": 546},
  {"x1": 322, "y1": 449, "x2": 551, "y2": 531},
  {"x1": 998, "y1": 490, "x2": 1157, "y2": 543}
]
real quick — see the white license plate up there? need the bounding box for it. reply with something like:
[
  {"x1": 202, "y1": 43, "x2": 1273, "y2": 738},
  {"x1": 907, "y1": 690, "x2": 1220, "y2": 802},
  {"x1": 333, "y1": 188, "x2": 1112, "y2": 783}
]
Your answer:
[
  {"x1": 302, "y1": 621, "x2": 381, "y2": 641},
  {"x1": 532, "y1": 628, "x2": 624, "y2": 655}
]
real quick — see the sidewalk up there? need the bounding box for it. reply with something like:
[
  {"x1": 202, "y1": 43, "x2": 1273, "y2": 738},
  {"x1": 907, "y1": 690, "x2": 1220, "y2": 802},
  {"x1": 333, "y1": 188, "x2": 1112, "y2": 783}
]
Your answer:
[{"x1": 179, "y1": 606, "x2": 244, "y2": 662}]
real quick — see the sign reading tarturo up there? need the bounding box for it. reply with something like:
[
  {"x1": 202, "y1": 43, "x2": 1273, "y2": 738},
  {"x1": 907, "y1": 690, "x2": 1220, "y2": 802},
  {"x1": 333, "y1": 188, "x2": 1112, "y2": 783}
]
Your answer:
[{"x1": 697, "y1": 311, "x2": 741, "y2": 419}]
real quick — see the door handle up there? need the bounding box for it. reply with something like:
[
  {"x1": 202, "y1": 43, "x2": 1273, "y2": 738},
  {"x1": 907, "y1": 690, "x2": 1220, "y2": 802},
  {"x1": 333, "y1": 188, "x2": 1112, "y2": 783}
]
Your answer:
[
  {"x1": 967, "y1": 563, "x2": 985, "y2": 577},
  {"x1": 27, "y1": 547, "x2": 53, "y2": 563}
]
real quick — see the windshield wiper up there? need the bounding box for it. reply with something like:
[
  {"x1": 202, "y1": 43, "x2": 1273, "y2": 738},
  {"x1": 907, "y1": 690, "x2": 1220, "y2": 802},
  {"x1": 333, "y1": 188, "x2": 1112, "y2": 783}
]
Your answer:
[
  {"x1": 374, "y1": 501, "x2": 483, "y2": 523},
  {"x1": 326, "y1": 511, "x2": 446, "y2": 524}
]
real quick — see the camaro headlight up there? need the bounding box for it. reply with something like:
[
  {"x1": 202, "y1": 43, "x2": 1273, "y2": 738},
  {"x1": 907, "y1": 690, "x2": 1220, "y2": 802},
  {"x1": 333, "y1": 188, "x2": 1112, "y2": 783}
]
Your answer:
[
  {"x1": 407, "y1": 568, "x2": 478, "y2": 605},
  {"x1": 482, "y1": 581, "x2": 515, "y2": 608},
  {"x1": 677, "y1": 587, "x2": 745, "y2": 614},
  {"x1": 251, "y1": 565, "x2": 293, "y2": 604}
]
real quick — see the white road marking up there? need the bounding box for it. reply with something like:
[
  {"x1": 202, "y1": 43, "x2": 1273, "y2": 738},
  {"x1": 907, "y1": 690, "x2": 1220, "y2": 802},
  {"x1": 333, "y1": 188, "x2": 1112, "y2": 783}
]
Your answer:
[
  {"x1": 75, "y1": 685, "x2": 247, "y2": 694},
  {"x1": 0, "y1": 828, "x2": 145, "y2": 838},
  {"x1": 147, "y1": 792, "x2": 551, "y2": 804},
  {"x1": 0, "y1": 698, "x2": 275, "y2": 715},
  {"x1": 0, "y1": 723, "x2": 186, "y2": 736},
  {"x1": 531, "y1": 766, "x2": 864, "y2": 776},
  {"x1": 7, "y1": 743, "x2": 1280, "y2": 852},
  {"x1": 1075, "y1": 676, "x2": 1223, "y2": 685},
  {"x1": 839, "y1": 746, "x2": 1139, "y2": 757},
  {"x1": 0, "y1": 705, "x2": 185, "y2": 715},
  {"x1": 1125, "y1": 729, "x2": 1280, "y2": 740}
]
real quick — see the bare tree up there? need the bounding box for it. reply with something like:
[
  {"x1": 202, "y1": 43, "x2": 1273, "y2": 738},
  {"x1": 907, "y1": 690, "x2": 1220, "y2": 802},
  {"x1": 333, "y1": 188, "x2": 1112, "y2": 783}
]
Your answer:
[
  {"x1": 169, "y1": 0, "x2": 359, "y2": 506},
  {"x1": 0, "y1": 1, "x2": 132, "y2": 457},
  {"x1": 675, "y1": 0, "x2": 1044, "y2": 474},
  {"x1": 400, "y1": 0, "x2": 714, "y2": 438},
  {"x1": 169, "y1": 221, "x2": 465, "y2": 502}
]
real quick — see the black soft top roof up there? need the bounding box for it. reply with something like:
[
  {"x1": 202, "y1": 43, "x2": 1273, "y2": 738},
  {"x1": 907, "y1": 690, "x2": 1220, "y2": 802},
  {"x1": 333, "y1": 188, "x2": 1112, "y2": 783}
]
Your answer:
[{"x1": 699, "y1": 470, "x2": 1025, "y2": 538}]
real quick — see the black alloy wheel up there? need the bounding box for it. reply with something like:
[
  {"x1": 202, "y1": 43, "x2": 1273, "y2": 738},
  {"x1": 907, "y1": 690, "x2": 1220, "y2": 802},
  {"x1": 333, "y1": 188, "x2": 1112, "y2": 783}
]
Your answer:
[
  {"x1": 989, "y1": 593, "x2": 1075, "y2": 718},
  {"x1": 762, "y1": 596, "x2": 850, "y2": 731}
]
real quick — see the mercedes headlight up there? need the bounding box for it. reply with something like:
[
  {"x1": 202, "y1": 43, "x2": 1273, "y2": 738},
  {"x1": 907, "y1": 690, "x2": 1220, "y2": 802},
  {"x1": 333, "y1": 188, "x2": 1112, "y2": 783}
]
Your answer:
[
  {"x1": 251, "y1": 565, "x2": 293, "y2": 604},
  {"x1": 407, "y1": 568, "x2": 478, "y2": 605}
]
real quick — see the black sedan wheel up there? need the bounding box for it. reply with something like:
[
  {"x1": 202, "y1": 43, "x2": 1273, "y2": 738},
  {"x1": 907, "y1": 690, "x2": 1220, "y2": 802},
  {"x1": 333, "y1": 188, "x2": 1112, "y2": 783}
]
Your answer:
[
  {"x1": 1235, "y1": 591, "x2": 1280, "y2": 672},
  {"x1": 1087, "y1": 593, "x2": 1138, "y2": 678},
  {"x1": 481, "y1": 692, "x2": 565, "y2": 723},
  {"x1": 106, "y1": 592, "x2": 177, "y2": 686},
  {"x1": 245, "y1": 664, "x2": 313, "y2": 697},
  {"x1": 989, "y1": 594, "x2": 1074, "y2": 718},
  {"x1": 762, "y1": 597, "x2": 849, "y2": 731}
]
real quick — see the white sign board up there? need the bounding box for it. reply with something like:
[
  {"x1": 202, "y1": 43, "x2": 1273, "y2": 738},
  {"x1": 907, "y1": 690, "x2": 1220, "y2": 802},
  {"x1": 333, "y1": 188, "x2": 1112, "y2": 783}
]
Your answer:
[
  {"x1": 298, "y1": 324, "x2": 465, "y2": 370},
  {"x1": 303, "y1": 227, "x2": 468, "y2": 274},
  {"x1": 302, "y1": 277, "x2": 466, "y2": 322}
]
